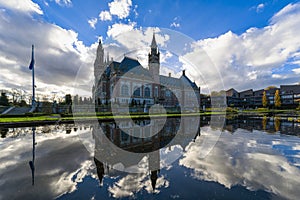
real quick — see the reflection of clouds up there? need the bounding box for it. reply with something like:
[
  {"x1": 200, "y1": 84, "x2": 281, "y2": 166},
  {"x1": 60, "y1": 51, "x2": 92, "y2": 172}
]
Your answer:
[
  {"x1": 179, "y1": 127, "x2": 300, "y2": 200},
  {"x1": 160, "y1": 145, "x2": 182, "y2": 169},
  {"x1": 0, "y1": 126, "x2": 94, "y2": 199},
  {"x1": 108, "y1": 173, "x2": 169, "y2": 198}
]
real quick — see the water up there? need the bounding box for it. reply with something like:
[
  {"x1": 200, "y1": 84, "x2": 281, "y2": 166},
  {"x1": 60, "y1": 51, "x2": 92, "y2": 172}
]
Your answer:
[{"x1": 0, "y1": 116, "x2": 300, "y2": 200}]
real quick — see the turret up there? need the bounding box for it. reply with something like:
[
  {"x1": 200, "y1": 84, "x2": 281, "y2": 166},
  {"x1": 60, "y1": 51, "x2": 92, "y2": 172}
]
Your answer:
[
  {"x1": 94, "y1": 39, "x2": 105, "y2": 80},
  {"x1": 148, "y1": 33, "x2": 160, "y2": 83}
]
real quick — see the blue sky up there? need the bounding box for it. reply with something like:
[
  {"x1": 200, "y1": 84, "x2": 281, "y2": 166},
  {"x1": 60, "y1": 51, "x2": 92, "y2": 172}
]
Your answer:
[
  {"x1": 34, "y1": 0, "x2": 296, "y2": 45},
  {"x1": 0, "y1": 0, "x2": 299, "y2": 98}
]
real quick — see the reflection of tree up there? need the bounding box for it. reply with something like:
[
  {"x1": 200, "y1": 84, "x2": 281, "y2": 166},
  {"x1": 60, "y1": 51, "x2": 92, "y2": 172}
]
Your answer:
[
  {"x1": 0, "y1": 92, "x2": 9, "y2": 106},
  {"x1": 0, "y1": 127, "x2": 9, "y2": 138},
  {"x1": 94, "y1": 157, "x2": 105, "y2": 185},
  {"x1": 150, "y1": 170, "x2": 158, "y2": 190},
  {"x1": 274, "y1": 117, "x2": 281, "y2": 132},
  {"x1": 262, "y1": 116, "x2": 267, "y2": 130}
]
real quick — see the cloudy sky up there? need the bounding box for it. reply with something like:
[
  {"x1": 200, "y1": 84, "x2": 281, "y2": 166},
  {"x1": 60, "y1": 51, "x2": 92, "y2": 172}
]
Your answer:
[{"x1": 0, "y1": 0, "x2": 300, "y2": 98}]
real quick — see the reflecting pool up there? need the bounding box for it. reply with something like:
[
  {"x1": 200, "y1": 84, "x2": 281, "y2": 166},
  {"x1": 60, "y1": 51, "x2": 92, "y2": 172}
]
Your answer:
[{"x1": 0, "y1": 116, "x2": 300, "y2": 199}]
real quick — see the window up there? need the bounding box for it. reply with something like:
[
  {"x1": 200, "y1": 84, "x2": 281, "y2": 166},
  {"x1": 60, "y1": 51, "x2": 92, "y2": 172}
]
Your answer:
[
  {"x1": 154, "y1": 86, "x2": 158, "y2": 97},
  {"x1": 166, "y1": 90, "x2": 171, "y2": 97},
  {"x1": 133, "y1": 87, "x2": 141, "y2": 97},
  {"x1": 282, "y1": 95, "x2": 293, "y2": 99},
  {"x1": 121, "y1": 85, "x2": 129, "y2": 96},
  {"x1": 144, "y1": 87, "x2": 150, "y2": 97},
  {"x1": 110, "y1": 84, "x2": 114, "y2": 95},
  {"x1": 294, "y1": 94, "x2": 300, "y2": 98},
  {"x1": 121, "y1": 131, "x2": 129, "y2": 141},
  {"x1": 102, "y1": 83, "x2": 106, "y2": 92}
]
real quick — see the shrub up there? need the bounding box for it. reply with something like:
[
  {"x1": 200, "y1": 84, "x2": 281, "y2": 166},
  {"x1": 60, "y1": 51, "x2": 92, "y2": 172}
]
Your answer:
[{"x1": 226, "y1": 107, "x2": 238, "y2": 113}]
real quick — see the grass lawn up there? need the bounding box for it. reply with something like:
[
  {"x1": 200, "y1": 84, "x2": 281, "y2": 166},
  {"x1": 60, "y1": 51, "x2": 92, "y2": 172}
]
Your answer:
[
  {"x1": 0, "y1": 112, "x2": 221, "y2": 124},
  {"x1": 1, "y1": 109, "x2": 298, "y2": 124}
]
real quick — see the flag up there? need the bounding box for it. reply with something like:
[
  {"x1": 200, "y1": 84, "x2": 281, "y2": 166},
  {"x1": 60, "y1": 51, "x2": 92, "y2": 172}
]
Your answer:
[{"x1": 29, "y1": 45, "x2": 34, "y2": 70}]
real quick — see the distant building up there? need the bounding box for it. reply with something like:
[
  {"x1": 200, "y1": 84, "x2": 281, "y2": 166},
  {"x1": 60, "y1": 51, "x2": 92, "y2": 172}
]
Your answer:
[
  {"x1": 204, "y1": 84, "x2": 300, "y2": 109},
  {"x1": 280, "y1": 85, "x2": 300, "y2": 106},
  {"x1": 92, "y1": 34, "x2": 201, "y2": 111}
]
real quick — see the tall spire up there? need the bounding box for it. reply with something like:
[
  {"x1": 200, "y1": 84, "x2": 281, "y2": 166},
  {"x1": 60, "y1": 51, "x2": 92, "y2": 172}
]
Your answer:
[{"x1": 151, "y1": 32, "x2": 157, "y2": 49}]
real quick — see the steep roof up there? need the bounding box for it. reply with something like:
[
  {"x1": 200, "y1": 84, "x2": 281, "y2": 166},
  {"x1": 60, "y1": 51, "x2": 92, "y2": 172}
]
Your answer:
[
  {"x1": 160, "y1": 75, "x2": 182, "y2": 87},
  {"x1": 119, "y1": 57, "x2": 142, "y2": 73},
  {"x1": 159, "y1": 74, "x2": 199, "y2": 89},
  {"x1": 180, "y1": 74, "x2": 198, "y2": 88},
  {"x1": 108, "y1": 56, "x2": 199, "y2": 89},
  {"x1": 151, "y1": 33, "x2": 157, "y2": 49}
]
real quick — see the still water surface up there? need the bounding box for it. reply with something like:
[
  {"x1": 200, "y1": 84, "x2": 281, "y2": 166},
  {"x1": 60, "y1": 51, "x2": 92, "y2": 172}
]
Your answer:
[{"x1": 0, "y1": 116, "x2": 300, "y2": 200}]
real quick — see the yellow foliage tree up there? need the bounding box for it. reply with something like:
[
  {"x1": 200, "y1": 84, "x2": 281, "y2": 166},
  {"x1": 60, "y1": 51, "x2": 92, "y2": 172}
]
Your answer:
[
  {"x1": 262, "y1": 91, "x2": 268, "y2": 108},
  {"x1": 274, "y1": 90, "x2": 281, "y2": 108}
]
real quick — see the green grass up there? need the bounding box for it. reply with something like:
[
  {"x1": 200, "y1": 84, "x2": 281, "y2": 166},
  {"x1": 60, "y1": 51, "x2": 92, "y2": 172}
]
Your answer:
[
  {"x1": 0, "y1": 112, "x2": 222, "y2": 124},
  {"x1": 0, "y1": 116, "x2": 60, "y2": 123},
  {"x1": 1, "y1": 108, "x2": 299, "y2": 124}
]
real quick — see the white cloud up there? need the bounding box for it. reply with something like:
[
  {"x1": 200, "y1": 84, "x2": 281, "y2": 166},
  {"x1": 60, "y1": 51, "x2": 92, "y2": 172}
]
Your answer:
[
  {"x1": 105, "y1": 26, "x2": 172, "y2": 65},
  {"x1": 54, "y1": 0, "x2": 72, "y2": 7},
  {"x1": 98, "y1": 0, "x2": 132, "y2": 22},
  {"x1": 0, "y1": 8, "x2": 96, "y2": 97},
  {"x1": 88, "y1": 17, "x2": 98, "y2": 29},
  {"x1": 133, "y1": 4, "x2": 138, "y2": 18},
  {"x1": 108, "y1": 173, "x2": 169, "y2": 198},
  {"x1": 272, "y1": 3, "x2": 300, "y2": 23},
  {"x1": 170, "y1": 22, "x2": 180, "y2": 28},
  {"x1": 109, "y1": 0, "x2": 132, "y2": 19},
  {"x1": 107, "y1": 22, "x2": 136, "y2": 38},
  {"x1": 271, "y1": 73, "x2": 290, "y2": 80},
  {"x1": 180, "y1": 127, "x2": 300, "y2": 200},
  {"x1": 99, "y1": 10, "x2": 112, "y2": 21},
  {"x1": 182, "y1": 2, "x2": 300, "y2": 92},
  {"x1": 292, "y1": 68, "x2": 300, "y2": 74},
  {"x1": 0, "y1": 0, "x2": 43, "y2": 15},
  {"x1": 272, "y1": 74, "x2": 282, "y2": 78},
  {"x1": 256, "y1": 3, "x2": 265, "y2": 13},
  {"x1": 0, "y1": 126, "x2": 94, "y2": 199}
]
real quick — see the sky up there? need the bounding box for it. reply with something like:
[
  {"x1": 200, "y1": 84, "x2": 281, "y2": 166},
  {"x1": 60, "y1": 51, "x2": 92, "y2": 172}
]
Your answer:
[{"x1": 0, "y1": 0, "x2": 300, "y2": 99}]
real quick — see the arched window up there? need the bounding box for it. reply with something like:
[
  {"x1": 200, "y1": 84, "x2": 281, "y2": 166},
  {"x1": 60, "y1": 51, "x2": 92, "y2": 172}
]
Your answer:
[
  {"x1": 110, "y1": 84, "x2": 114, "y2": 95},
  {"x1": 133, "y1": 87, "x2": 141, "y2": 97},
  {"x1": 154, "y1": 86, "x2": 158, "y2": 97},
  {"x1": 166, "y1": 89, "x2": 171, "y2": 97},
  {"x1": 144, "y1": 87, "x2": 150, "y2": 97},
  {"x1": 121, "y1": 85, "x2": 129, "y2": 96}
]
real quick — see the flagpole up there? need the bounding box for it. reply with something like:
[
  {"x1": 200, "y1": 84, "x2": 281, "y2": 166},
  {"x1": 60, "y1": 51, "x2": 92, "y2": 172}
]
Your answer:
[{"x1": 31, "y1": 45, "x2": 35, "y2": 108}]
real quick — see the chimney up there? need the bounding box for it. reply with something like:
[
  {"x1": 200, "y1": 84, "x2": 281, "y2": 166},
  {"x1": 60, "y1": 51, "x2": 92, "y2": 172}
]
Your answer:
[
  {"x1": 182, "y1": 69, "x2": 185, "y2": 76},
  {"x1": 168, "y1": 73, "x2": 171, "y2": 77}
]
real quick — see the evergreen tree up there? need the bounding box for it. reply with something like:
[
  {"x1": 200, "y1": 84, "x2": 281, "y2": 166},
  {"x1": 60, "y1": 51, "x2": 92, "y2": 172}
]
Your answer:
[
  {"x1": 0, "y1": 92, "x2": 9, "y2": 106},
  {"x1": 65, "y1": 94, "x2": 72, "y2": 105}
]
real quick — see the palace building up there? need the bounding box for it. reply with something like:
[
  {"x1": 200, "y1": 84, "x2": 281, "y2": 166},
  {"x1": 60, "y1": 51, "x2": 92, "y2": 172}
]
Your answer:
[{"x1": 92, "y1": 34, "x2": 201, "y2": 110}]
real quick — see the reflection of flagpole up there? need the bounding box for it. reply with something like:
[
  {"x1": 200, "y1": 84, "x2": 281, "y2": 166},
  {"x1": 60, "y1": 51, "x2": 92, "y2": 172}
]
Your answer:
[{"x1": 29, "y1": 127, "x2": 35, "y2": 185}]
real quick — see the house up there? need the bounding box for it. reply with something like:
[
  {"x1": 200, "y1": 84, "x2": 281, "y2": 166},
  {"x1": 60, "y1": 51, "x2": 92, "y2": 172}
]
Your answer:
[{"x1": 93, "y1": 34, "x2": 201, "y2": 111}]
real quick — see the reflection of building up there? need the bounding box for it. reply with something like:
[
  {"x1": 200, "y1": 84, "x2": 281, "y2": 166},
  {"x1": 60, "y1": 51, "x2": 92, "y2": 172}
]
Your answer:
[
  {"x1": 92, "y1": 117, "x2": 201, "y2": 190},
  {"x1": 223, "y1": 115, "x2": 300, "y2": 135},
  {"x1": 92, "y1": 34, "x2": 201, "y2": 109}
]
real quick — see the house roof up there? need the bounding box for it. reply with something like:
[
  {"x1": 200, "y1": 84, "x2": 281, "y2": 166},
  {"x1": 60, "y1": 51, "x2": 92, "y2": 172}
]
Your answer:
[
  {"x1": 108, "y1": 56, "x2": 199, "y2": 89},
  {"x1": 119, "y1": 57, "x2": 142, "y2": 73}
]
